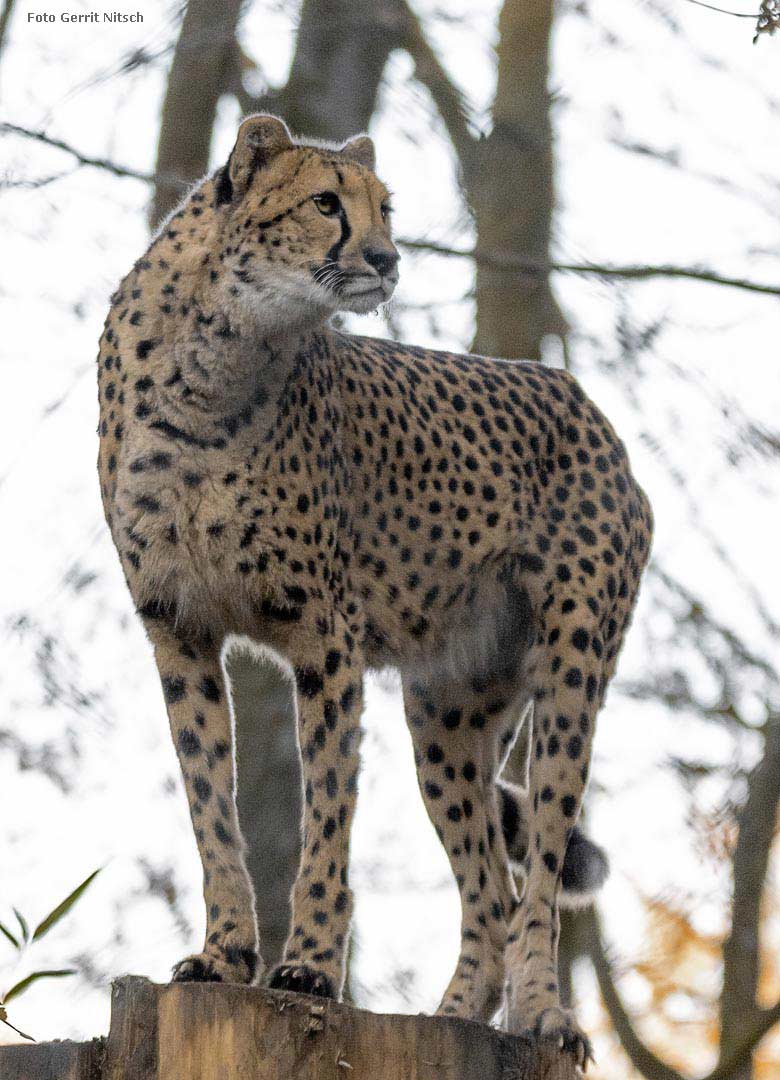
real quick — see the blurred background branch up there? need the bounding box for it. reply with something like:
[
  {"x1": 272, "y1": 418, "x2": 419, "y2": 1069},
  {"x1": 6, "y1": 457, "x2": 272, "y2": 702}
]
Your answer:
[
  {"x1": 0, "y1": 0, "x2": 16, "y2": 65},
  {"x1": 0, "y1": 122, "x2": 156, "y2": 182}
]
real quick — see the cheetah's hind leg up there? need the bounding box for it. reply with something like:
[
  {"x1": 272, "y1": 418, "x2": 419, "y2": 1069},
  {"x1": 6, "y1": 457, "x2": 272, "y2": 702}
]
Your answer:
[
  {"x1": 399, "y1": 569, "x2": 539, "y2": 1022},
  {"x1": 402, "y1": 673, "x2": 524, "y2": 1024},
  {"x1": 503, "y1": 596, "x2": 605, "y2": 1067}
]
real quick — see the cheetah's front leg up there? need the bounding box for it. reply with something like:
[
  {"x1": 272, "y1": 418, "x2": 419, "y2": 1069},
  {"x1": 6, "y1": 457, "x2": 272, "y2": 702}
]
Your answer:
[
  {"x1": 268, "y1": 619, "x2": 364, "y2": 999},
  {"x1": 146, "y1": 620, "x2": 259, "y2": 985}
]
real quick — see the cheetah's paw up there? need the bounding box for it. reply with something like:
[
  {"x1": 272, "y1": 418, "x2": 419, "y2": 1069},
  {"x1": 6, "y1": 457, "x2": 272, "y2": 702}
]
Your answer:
[
  {"x1": 534, "y1": 1007, "x2": 594, "y2": 1070},
  {"x1": 268, "y1": 963, "x2": 334, "y2": 998},
  {"x1": 172, "y1": 946, "x2": 259, "y2": 985}
]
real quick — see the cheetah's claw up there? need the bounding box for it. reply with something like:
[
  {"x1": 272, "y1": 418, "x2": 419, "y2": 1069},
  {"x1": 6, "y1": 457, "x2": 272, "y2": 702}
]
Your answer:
[
  {"x1": 534, "y1": 1007, "x2": 594, "y2": 1070},
  {"x1": 268, "y1": 963, "x2": 335, "y2": 998}
]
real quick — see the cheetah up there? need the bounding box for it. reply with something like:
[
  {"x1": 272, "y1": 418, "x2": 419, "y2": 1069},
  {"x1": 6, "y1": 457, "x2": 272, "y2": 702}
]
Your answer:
[{"x1": 96, "y1": 114, "x2": 652, "y2": 1063}]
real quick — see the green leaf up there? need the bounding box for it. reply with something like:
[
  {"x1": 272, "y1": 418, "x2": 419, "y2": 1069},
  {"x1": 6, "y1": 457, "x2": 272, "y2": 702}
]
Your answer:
[
  {"x1": 2, "y1": 969, "x2": 76, "y2": 1004},
  {"x1": 13, "y1": 908, "x2": 29, "y2": 944},
  {"x1": 0, "y1": 920, "x2": 20, "y2": 951},
  {"x1": 32, "y1": 868, "x2": 102, "y2": 942}
]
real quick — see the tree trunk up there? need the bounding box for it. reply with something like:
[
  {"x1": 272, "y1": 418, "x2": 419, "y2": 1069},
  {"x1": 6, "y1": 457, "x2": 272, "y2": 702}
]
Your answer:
[
  {"x1": 258, "y1": 0, "x2": 401, "y2": 140},
  {"x1": 148, "y1": 0, "x2": 400, "y2": 966},
  {"x1": 470, "y1": 0, "x2": 582, "y2": 1012},
  {"x1": 0, "y1": 0, "x2": 16, "y2": 67},
  {"x1": 226, "y1": 0, "x2": 400, "y2": 965},
  {"x1": 468, "y1": 0, "x2": 566, "y2": 360},
  {"x1": 150, "y1": 0, "x2": 245, "y2": 228},
  {"x1": 0, "y1": 976, "x2": 582, "y2": 1080},
  {"x1": 227, "y1": 651, "x2": 300, "y2": 972}
]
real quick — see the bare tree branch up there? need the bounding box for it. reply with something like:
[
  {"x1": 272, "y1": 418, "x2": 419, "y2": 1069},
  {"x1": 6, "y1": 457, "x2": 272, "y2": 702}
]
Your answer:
[
  {"x1": 581, "y1": 711, "x2": 780, "y2": 1080},
  {"x1": 684, "y1": 0, "x2": 758, "y2": 17},
  {"x1": 582, "y1": 906, "x2": 686, "y2": 1080},
  {"x1": 720, "y1": 714, "x2": 780, "y2": 1072},
  {"x1": 0, "y1": 122, "x2": 156, "y2": 182},
  {"x1": 586, "y1": 898, "x2": 780, "y2": 1080},
  {"x1": 709, "y1": 998, "x2": 780, "y2": 1080},
  {"x1": 397, "y1": 237, "x2": 780, "y2": 297},
  {"x1": 394, "y1": 0, "x2": 476, "y2": 172},
  {"x1": 0, "y1": 170, "x2": 72, "y2": 190},
  {"x1": 652, "y1": 566, "x2": 779, "y2": 675}
]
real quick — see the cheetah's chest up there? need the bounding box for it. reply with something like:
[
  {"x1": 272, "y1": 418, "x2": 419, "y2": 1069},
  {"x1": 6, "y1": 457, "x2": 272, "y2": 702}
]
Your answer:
[{"x1": 115, "y1": 448, "x2": 268, "y2": 630}]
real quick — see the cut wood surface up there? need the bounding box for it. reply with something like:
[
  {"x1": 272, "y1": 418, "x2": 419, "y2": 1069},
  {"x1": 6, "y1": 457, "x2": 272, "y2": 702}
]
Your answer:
[{"x1": 0, "y1": 976, "x2": 583, "y2": 1079}]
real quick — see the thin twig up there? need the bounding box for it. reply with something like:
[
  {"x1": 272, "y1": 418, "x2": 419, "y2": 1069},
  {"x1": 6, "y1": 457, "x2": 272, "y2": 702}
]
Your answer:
[
  {"x1": 0, "y1": 170, "x2": 72, "y2": 190},
  {"x1": 0, "y1": 122, "x2": 155, "y2": 182},
  {"x1": 684, "y1": 0, "x2": 759, "y2": 16},
  {"x1": 397, "y1": 237, "x2": 780, "y2": 297},
  {"x1": 4, "y1": 124, "x2": 777, "y2": 301}
]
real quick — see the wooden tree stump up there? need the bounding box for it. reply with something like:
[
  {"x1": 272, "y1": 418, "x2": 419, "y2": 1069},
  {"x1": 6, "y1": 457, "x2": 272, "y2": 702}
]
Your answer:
[{"x1": 0, "y1": 976, "x2": 583, "y2": 1079}]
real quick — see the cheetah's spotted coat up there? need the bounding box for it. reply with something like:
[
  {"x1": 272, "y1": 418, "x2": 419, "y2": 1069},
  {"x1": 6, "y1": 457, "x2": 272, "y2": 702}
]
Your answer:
[{"x1": 97, "y1": 115, "x2": 652, "y2": 1063}]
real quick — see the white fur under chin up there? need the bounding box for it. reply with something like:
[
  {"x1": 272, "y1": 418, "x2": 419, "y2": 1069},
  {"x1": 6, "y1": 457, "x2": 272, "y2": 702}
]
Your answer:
[
  {"x1": 224, "y1": 270, "x2": 338, "y2": 336},
  {"x1": 225, "y1": 267, "x2": 397, "y2": 330},
  {"x1": 339, "y1": 274, "x2": 397, "y2": 315},
  {"x1": 340, "y1": 285, "x2": 396, "y2": 315}
]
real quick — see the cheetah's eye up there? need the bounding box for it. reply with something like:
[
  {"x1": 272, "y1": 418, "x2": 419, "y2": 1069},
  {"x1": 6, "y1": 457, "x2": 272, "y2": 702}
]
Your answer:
[{"x1": 313, "y1": 191, "x2": 341, "y2": 216}]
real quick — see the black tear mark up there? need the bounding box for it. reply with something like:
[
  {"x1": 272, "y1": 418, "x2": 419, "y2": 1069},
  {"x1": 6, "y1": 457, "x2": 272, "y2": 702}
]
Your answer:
[{"x1": 326, "y1": 206, "x2": 351, "y2": 266}]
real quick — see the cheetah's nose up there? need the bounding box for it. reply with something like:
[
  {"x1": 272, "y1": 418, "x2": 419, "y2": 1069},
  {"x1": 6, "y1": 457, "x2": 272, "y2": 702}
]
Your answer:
[{"x1": 362, "y1": 244, "x2": 399, "y2": 279}]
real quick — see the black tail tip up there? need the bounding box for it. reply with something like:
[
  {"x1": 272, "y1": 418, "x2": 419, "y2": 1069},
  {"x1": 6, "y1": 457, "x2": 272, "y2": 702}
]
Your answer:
[
  {"x1": 559, "y1": 826, "x2": 610, "y2": 908},
  {"x1": 498, "y1": 779, "x2": 609, "y2": 907}
]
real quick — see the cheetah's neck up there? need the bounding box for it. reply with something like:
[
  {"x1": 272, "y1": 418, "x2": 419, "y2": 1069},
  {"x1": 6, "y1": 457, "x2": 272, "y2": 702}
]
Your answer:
[{"x1": 139, "y1": 179, "x2": 333, "y2": 440}]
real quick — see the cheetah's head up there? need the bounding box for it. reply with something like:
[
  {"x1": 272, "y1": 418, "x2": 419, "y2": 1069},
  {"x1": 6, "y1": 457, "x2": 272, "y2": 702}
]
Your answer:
[{"x1": 214, "y1": 114, "x2": 399, "y2": 324}]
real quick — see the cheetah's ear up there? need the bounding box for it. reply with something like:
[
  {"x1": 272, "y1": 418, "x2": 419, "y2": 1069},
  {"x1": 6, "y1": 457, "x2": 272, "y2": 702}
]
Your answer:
[
  {"x1": 224, "y1": 115, "x2": 293, "y2": 202},
  {"x1": 339, "y1": 134, "x2": 375, "y2": 171}
]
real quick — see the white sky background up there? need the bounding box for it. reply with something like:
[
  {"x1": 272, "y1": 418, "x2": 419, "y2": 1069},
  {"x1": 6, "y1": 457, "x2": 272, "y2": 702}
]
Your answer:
[{"x1": 1, "y1": 0, "x2": 779, "y2": 1073}]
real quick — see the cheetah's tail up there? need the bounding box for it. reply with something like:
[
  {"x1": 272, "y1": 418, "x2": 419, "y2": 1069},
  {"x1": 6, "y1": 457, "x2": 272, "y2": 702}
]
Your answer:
[{"x1": 497, "y1": 778, "x2": 609, "y2": 909}]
